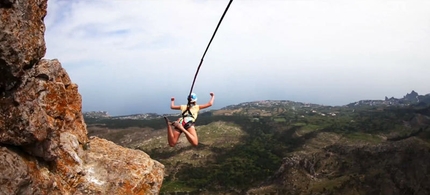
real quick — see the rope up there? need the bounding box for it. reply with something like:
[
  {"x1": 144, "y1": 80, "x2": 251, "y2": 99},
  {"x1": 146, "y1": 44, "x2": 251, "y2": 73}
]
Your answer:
[{"x1": 186, "y1": 0, "x2": 233, "y2": 106}]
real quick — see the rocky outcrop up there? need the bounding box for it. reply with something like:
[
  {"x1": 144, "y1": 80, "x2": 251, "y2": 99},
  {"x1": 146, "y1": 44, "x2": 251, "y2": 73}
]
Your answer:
[
  {"x1": 404, "y1": 90, "x2": 419, "y2": 102},
  {"x1": 0, "y1": 0, "x2": 47, "y2": 94},
  {"x1": 1, "y1": 1, "x2": 164, "y2": 194}
]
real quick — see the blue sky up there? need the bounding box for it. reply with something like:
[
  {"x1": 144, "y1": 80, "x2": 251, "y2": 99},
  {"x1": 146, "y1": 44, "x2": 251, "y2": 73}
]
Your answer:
[{"x1": 44, "y1": 0, "x2": 430, "y2": 116}]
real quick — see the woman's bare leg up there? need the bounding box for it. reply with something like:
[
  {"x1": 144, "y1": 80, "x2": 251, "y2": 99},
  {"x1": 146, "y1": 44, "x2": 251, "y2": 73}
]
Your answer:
[
  {"x1": 172, "y1": 122, "x2": 198, "y2": 146},
  {"x1": 164, "y1": 117, "x2": 181, "y2": 147}
]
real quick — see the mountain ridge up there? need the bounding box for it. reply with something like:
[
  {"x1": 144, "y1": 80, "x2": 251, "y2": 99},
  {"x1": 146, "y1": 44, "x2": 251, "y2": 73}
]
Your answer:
[{"x1": 84, "y1": 90, "x2": 430, "y2": 119}]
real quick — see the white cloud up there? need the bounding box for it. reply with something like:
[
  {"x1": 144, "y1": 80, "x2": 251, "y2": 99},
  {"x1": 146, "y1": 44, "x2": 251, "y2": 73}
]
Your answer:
[{"x1": 44, "y1": 0, "x2": 430, "y2": 115}]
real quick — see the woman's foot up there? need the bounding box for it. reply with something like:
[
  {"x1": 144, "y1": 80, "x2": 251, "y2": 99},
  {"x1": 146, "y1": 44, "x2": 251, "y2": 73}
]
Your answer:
[
  {"x1": 163, "y1": 117, "x2": 171, "y2": 124},
  {"x1": 165, "y1": 117, "x2": 182, "y2": 132}
]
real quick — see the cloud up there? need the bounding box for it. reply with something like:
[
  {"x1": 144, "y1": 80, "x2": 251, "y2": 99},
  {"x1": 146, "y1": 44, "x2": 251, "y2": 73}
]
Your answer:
[{"x1": 44, "y1": 0, "x2": 430, "y2": 115}]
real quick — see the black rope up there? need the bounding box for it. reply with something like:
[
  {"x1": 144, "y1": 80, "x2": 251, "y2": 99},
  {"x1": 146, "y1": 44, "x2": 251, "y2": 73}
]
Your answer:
[{"x1": 186, "y1": 0, "x2": 233, "y2": 106}]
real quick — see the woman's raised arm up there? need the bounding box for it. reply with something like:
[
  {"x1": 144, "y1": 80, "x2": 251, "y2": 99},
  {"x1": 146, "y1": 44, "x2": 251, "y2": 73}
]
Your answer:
[{"x1": 199, "y1": 92, "x2": 214, "y2": 109}]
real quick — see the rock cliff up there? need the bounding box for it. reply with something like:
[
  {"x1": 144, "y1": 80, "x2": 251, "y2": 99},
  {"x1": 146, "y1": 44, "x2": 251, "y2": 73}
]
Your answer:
[{"x1": 0, "y1": 0, "x2": 164, "y2": 194}]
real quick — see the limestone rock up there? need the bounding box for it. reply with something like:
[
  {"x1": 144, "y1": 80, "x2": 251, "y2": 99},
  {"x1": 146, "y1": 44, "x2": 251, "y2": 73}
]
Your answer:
[
  {"x1": 81, "y1": 137, "x2": 164, "y2": 194},
  {"x1": 0, "y1": 146, "x2": 68, "y2": 195},
  {"x1": 0, "y1": 0, "x2": 164, "y2": 194},
  {"x1": 0, "y1": 0, "x2": 47, "y2": 92}
]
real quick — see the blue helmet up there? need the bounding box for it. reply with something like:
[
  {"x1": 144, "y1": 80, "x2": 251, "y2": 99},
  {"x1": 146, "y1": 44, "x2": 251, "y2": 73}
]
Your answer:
[{"x1": 188, "y1": 93, "x2": 198, "y2": 102}]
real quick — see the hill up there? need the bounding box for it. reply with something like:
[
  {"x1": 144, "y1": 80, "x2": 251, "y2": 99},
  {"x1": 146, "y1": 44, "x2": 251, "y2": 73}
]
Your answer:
[{"x1": 85, "y1": 91, "x2": 430, "y2": 194}]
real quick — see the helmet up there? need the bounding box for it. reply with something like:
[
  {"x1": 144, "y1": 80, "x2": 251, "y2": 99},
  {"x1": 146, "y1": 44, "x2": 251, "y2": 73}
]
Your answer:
[{"x1": 188, "y1": 93, "x2": 198, "y2": 102}]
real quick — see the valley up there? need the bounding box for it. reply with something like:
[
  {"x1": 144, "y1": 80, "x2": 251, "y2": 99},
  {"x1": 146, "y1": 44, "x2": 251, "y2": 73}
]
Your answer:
[{"x1": 86, "y1": 92, "x2": 430, "y2": 194}]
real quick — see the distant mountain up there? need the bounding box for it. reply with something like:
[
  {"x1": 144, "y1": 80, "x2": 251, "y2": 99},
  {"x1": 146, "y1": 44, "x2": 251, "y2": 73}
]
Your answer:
[
  {"x1": 403, "y1": 90, "x2": 419, "y2": 101},
  {"x1": 83, "y1": 91, "x2": 430, "y2": 120},
  {"x1": 349, "y1": 90, "x2": 430, "y2": 107}
]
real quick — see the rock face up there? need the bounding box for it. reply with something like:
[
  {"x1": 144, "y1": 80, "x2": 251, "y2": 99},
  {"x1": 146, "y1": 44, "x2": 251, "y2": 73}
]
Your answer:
[
  {"x1": 0, "y1": 0, "x2": 47, "y2": 93},
  {"x1": 0, "y1": 1, "x2": 164, "y2": 194}
]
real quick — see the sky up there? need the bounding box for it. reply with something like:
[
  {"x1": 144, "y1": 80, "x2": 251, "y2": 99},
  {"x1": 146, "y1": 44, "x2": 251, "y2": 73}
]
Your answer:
[{"x1": 44, "y1": 0, "x2": 430, "y2": 116}]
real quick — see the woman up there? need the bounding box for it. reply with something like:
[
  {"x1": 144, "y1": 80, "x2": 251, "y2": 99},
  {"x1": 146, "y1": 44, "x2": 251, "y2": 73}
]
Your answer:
[{"x1": 164, "y1": 92, "x2": 214, "y2": 147}]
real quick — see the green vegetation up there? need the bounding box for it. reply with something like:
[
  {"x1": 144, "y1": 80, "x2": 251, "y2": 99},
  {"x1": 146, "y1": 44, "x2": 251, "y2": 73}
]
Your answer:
[
  {"x1": 160, "y1": 181, "x2": 196, "y2": 192},
  {"x1": 85, "y1": 102, "x2": 430, "y2": 194},
  {"x1": 311, "y1": 176, "x2": 350, "y2": 192},
  {"x1": 154, "y1": 116, "x2": 286, "y2": 192},
  {"x1": 273, "y1": 117, "x2": 286, "y2": 123},
  {"x1": 343, "y1": 132, "x2": 383, "y2": 143},
  {"x1": 84, "y1": 117, "x2": 167, "y2": 129}
]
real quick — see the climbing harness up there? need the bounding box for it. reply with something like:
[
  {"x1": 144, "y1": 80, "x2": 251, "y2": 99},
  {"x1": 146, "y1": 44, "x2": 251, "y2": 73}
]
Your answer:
[
  {"x1": 181, "y1": 93, "x2": 197, "y2": 120},
  {"x1": 181, "y1": 0, "x2": 233, "y2": 120}
]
